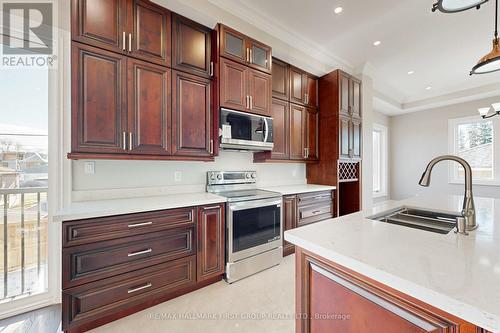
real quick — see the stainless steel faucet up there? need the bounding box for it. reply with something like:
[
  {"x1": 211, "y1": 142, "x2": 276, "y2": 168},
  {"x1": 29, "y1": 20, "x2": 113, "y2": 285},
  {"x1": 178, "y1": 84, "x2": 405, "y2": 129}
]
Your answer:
[{"x1": 418, "y1": 155, "x2": 477, "y2": 231}]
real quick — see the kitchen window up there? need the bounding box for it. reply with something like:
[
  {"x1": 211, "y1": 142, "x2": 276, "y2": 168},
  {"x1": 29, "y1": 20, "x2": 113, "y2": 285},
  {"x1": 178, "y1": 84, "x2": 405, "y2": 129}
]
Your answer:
[
  {"x1": 449, "y1": 116, "x2": 499, "y2": 185},
  {"x1": 373, "y1": 124, "x2": 388, "y2": 197}
]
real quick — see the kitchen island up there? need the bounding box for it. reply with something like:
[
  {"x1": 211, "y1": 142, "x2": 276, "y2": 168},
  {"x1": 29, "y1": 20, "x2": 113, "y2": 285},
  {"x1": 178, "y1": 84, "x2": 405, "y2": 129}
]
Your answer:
[{"x1": 285, "y1": 195, "x2": 499, "y2": 333}]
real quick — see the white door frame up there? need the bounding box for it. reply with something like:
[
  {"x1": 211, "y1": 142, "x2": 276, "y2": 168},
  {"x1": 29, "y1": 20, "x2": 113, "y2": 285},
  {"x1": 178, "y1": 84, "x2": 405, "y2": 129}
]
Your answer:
[{"x1": 0, "y1": 0, "x2": 70, "y2": 318}]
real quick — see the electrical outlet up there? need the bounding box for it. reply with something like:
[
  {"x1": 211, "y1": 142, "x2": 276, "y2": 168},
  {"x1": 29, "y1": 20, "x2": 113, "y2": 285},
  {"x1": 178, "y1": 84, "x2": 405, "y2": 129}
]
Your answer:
[
  {"x1": 174, "y1": 171, "x2": 182, "y2": 182},
  {"x1": 84, "y1": 161, "x2": 95, "y2": 175}
]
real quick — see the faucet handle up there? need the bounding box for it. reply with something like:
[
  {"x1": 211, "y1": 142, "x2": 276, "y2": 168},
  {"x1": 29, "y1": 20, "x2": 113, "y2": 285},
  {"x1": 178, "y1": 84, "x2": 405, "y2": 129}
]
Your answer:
[{"x1": 455, "y1": 217, "x2": 469, "y2": 235}]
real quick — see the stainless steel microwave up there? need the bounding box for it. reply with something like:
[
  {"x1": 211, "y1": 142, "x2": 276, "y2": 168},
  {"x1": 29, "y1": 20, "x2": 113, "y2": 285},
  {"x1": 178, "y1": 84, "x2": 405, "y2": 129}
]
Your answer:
[{"x1": 219, "y1": 108, "x2": 274, "y2": 151}]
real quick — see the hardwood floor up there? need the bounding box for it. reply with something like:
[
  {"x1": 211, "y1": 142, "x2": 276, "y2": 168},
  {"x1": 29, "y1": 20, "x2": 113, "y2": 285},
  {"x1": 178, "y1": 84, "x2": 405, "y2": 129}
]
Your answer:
[{"x1": 0, "y1": 305, "x2": 61, "y2": 333}]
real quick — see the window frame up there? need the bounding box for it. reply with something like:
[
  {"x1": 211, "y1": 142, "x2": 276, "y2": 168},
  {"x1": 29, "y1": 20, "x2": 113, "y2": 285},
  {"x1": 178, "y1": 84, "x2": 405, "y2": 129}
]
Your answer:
[
  {"x1": 448, "y1": 115, "x2": 500, "y2": 186},
  {"x1": 372, "y1": 123, "x2": 388, "y2": 198}
]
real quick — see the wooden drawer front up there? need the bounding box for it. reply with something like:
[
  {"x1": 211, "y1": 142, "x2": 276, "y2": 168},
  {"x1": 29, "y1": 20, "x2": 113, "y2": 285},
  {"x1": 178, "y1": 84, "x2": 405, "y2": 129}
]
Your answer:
[
  {"x1": 298, "y1": 202, "x2": 333, "y2": 227},
  {"x1": 63, "y1": 256, "x2": 196, "y2": 331},
  {"x1": 63, "y1": 227, "x2": 195, "y2": 288},
  {"x1": 63, "y1": 207, "x2": 195, "y2": 247},
  {"x1": 297, "y1": 191, "x2": 333, "y2": 206}
]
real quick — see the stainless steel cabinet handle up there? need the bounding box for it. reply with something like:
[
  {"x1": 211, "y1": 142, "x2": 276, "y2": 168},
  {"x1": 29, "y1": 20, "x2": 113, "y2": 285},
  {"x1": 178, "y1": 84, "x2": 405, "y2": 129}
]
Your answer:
[
  {"x1": 210, "y1": 61, "x2": 214, "y2": 77},
  {"x1": 127, "y1": 248, "x2": 152, "y2": 257},
  {"x1": 128, "y1": 33, "x2": 132, "y2": 53},
  {"x1": 128, "y1": 221, "x2": 153, "y2": 228},
  {"x1": 129, "y1": 132, "x2": 133, "y2": 151},
  {"x1": 249, "y1": 49, "x2": 253, "y2": 64},
  {"x1": 122, "y1": 131, "x2": 127, "y2": 150},
  {"x1": 202, "y1": 205, "x2": 220, "y2": 210},
  {"x1": 246, "y1": 95, "x2": 250, "y2": 109},
  {"x1": 246, "y1": 48, "x2": 249, "y2": 62},
  {"x1": 303, "y1": 148, "x2": 307, "y2": 159},
  {"x1": 123, "y1": 32, "x2": 126, "y2": 51},
  {"x1": 127, "y1": 282, "x2": 152, "y2": 294},
  {"x1": 210, "y1": 139, "x2": 214, "y2": 154},
  {"x1": 313, "y1": 195, "x2": 331, "y2": 200},
  {"x1": 249, "y1": 95, "x2": 253, "y2": 110}
]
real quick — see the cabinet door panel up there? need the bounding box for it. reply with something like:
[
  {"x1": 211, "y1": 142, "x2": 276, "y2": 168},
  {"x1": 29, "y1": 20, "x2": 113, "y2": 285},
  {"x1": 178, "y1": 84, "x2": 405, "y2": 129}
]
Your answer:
[
  {"x1": 340, "y1": 74, "x2": 350, "y2": 115},
  {"x1": 351, "y1": 79, "x2": 361, "y2": 119},
  {"x1": 306, "y1": 76, "x2": 318, "y2": 108},
  {"x1": 197, "y1": 205, "x2": 225, "y2": 282},
  {"x1": 306, "y1": 107, "x2": 318, "y2": 161},
  {"x1": 272, "y1": 58, "x2": 289, "y2": 100},
  {"x1": 130, "y1": 0, "x2": 171, "y2": 66},
  {"x1": 127, "y1": 59, "x2": 170, "y2": 155},
  {"x1": 248, "y1": 39, "x2": 272, "y2": 73},
  {"x1": 220, "y1": 58, "x2": 247, "y2": 111},
  {"x1": 172, "y1": 71, "x2": 212, "y2": 157},
  {"x1": 71, "y1": 0, "x2": 127, "y2": 53},
  {"x1": 290, "y1": 104, "x2": 306, "y2": 160},
  {"x1": 270, "y1": 99, "x2": 289, "y2": 159},
  {"x1": 71, "y1": 43, "x2": 127, "y2": 153},
  {"x1": 352, "y1": 118, "x2": 361, "y2": 159},
  {"x1": 283, "y1": 195, "x2": 297, "y2": 256},
  {"x1": 339, "y1": 115, "x2": 350, "y2": 159},
  {"x1": 290, "y1": 67, "x2": 305, "y2": 105},
  {"x1": 248, "y1": 69, "x2": 271, "y2": 116},
  {"x1": 220, "y1": 25, "x2": 246, "y2": 63},
  {"x1": 172, "y1": 14, "x2": 212, "y2": 78}
]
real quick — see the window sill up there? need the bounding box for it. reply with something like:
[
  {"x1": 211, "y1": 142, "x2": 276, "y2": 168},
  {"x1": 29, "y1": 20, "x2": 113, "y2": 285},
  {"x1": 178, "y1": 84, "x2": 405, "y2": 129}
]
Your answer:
[{"x1": 449, "y1": 179, "x2": 500, "y2": 187}]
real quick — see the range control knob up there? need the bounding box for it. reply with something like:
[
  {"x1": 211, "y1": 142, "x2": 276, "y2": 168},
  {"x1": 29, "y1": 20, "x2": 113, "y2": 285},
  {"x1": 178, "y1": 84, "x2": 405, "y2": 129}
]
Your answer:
[
  {"x1": 251, "y1": 172, "x2": 257, "y2": 179},
  {"x1": 209, "y1": 173, "x2": 216, "y2": 180},
  {"x1": 216, "y1": 173, "x2": 223, "y2": 180},
  {"x1": 245, "y1": 173, "x2": 251, "y2": 179}
]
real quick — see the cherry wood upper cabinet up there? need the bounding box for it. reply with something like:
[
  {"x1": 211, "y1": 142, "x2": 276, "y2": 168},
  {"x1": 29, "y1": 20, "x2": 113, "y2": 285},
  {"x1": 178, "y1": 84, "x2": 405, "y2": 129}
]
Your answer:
[
  {"x1": 340, "y1": 73, "x2": 350, "y2": 115},
  {"x1": 127, "y1": 58, "x2": 171, "y2": 155},
  {"x1": 72, "y1": 0, "x2": 171, "y2": 66},
  {"x1": 197, "y1": 205, "x2": 225, "y2": 282},
  {"x1": 289, "y1": 104, "x2": 306, "y2": 160},
  {"x1": 351, "y1": 78, "x2": 362, "y2": 119},
  {"x1": 306, "y1": 107, "x2": 318, "y2": 161},
  {"x1": 352, "y1": 118, "x2": 362, "y2": 159},
  {"x1": 219, "y1": 57, "x2": 247, "y2": 111},
  {"x1": 247, "y1": 68, "x2": 272, "y2": 116},
  {"x1": 305, "y1": 75, "x2": 318, "y2": 108},
  {"x1": 172, "y1": 71, "x2": 212, "y2": 157},
  {"x1": 172, "y1": 14, "x2": 212, "y2": 78},
  {"x1": 129, "y1": 0, "x2": 171, "y2": 67},
  {"x1": 339, "y1": 114, "x2": 350, "y2": 159},
  {"x1": 71, "y1": 0, "x2": 128, "y2": 53},
  {"x1": 272, "y1": 58, "x2": 289, "y2": 100},
  {"x1": 290, "y1": 67, "x2": 306, "y2": 105},
  {"x1": 71, "y1": 43, "x2": 127, "y2": 154},
  {"x1": 270, "y1": 99, "x2": 289, "y2": 159},
  {"x1": 218, "y1": 24, "x2": 272, "y2": 74}
]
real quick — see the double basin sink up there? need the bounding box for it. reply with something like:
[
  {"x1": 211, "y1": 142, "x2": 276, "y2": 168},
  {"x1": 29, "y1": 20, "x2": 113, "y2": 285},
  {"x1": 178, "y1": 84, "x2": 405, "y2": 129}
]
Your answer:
[{"x1": 368, "y1": 207, "x2": 460, "y2": 234}]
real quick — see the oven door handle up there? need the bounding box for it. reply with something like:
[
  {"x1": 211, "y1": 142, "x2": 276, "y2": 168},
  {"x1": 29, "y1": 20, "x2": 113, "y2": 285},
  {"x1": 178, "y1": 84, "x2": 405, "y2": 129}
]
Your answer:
[{"x1": 229, "y1": 199, "x2": 282, "y2": 211}]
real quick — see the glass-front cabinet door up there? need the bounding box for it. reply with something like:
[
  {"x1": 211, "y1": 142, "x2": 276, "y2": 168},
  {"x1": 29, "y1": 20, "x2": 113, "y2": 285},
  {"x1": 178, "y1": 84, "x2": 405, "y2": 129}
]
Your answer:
[
  {"x1": 249, "y1": 40, "x2": 271, "y2": 73},
  {"x1": 221, "y1": 26, "x2": 246, "y2": 63}
]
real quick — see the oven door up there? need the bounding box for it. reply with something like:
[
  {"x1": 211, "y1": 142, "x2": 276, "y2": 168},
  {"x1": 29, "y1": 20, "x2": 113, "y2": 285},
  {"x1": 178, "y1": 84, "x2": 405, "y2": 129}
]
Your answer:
[{"x1": 227, "y1": 198, "x2": 282, "y2": 263}]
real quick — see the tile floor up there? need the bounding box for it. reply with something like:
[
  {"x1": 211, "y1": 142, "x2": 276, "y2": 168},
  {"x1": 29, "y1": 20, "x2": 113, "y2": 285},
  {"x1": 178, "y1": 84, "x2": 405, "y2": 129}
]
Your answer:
[{"x1": 0, "y1": 254, "x2": 295, "y2": 333}]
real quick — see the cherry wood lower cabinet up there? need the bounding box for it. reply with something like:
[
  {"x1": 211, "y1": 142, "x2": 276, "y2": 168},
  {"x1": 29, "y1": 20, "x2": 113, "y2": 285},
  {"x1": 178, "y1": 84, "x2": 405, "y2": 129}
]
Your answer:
[
  {"x1": 282, "y1": 191, "x2": 335, "y2": 257},
  {"x1": 62, "y1": 203, "x2": 225, "y2": 333},
  {"x1": 295, "y1": 248, "x2": 486, "y2": 333}
]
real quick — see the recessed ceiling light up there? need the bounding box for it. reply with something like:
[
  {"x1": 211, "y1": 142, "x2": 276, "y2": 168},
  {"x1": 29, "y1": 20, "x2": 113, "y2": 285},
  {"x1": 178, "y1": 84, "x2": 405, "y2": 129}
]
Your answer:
[
  {"x1": 373, "y1": 40, "x2": 381, "y2": 46},
  {"x1": 407, "y1": 70, "x2": 415, "y2": 75},
  {"x1": 426, "y1": 86, "x2": 432, "y2": 90},
  {"x1": 334, "y1": 7, "x2": 343, "y2": 14}
]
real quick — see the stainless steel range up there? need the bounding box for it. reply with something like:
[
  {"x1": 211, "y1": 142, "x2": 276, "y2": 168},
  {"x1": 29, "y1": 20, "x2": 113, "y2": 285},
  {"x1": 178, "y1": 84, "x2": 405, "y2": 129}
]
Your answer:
[{"x1": 207, "y1": 171, "x2": 282, "y2": 283}]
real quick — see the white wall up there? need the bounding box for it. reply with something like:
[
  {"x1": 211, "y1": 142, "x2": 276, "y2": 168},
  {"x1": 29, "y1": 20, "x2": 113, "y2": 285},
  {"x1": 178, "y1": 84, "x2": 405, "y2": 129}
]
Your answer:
[
  {"x1": 372, "y1": 111, "x2": 391, "y2": 203},
  {"x1": 361, "y1": 75, "x2": 374, "y2": 211},
  {"x1": 390, "y1": 96, "x2": 500, "y2": 200}
]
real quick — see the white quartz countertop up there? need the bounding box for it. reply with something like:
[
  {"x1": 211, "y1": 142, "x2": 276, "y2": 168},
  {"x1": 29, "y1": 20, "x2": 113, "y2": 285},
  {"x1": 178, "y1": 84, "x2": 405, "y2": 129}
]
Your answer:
[
  {"x1": 285, "y1": 195, "x2": 500, "y2": 332},
  {"x1": 261, "y1": 184, "x2": 336, "y2": 195},
  {"x1": 54, "y1": 192, "x2": 226, "y2": 222}
]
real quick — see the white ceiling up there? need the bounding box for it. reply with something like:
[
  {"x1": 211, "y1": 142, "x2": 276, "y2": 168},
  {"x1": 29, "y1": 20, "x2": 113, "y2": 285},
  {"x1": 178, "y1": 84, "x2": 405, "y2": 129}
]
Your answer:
[{"x1": 207, "y1": 0, "x2": 500, "y2": 114}]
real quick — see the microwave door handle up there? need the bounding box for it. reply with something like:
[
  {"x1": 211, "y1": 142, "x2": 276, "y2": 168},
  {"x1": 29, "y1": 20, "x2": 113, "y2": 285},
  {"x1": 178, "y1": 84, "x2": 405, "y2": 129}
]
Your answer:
[{"x1": 263, "y1": 118, "x2": 269, "y2": 143}]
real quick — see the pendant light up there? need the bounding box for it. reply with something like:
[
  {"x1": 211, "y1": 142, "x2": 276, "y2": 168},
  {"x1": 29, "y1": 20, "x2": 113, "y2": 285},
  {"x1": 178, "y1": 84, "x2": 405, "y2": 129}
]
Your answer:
[
  {"x1": 478, "y1": 103, "x2": 500, "y2": 118},
  {"x1": 432, "y1": 0, "x2": 488, "y2": 13},
  {"x1": 470, "y1": 0, "x2": 500, "y2": 74}
]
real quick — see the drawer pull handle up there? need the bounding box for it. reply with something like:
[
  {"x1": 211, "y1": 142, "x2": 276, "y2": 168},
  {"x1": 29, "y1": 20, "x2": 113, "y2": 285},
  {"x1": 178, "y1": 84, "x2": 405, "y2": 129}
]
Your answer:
[
  {"x1": 202, "y1": 205, "x2": 220, "y2": 210},
  {"x1": 313, "y1": 195, "x2": 331, "y2": 200},
  {"x1": 127, "y1": 221, "x2": 153, "y2": 228},
  {"x1": 127, "y1": 282, "x2": 152, "y2": 294},
  {"x1": 312, "y1": 210, "x2": 321, "y2": 214},
  {"x1": 128, "y1": 248, "x2": 152, "y2": 257}
]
